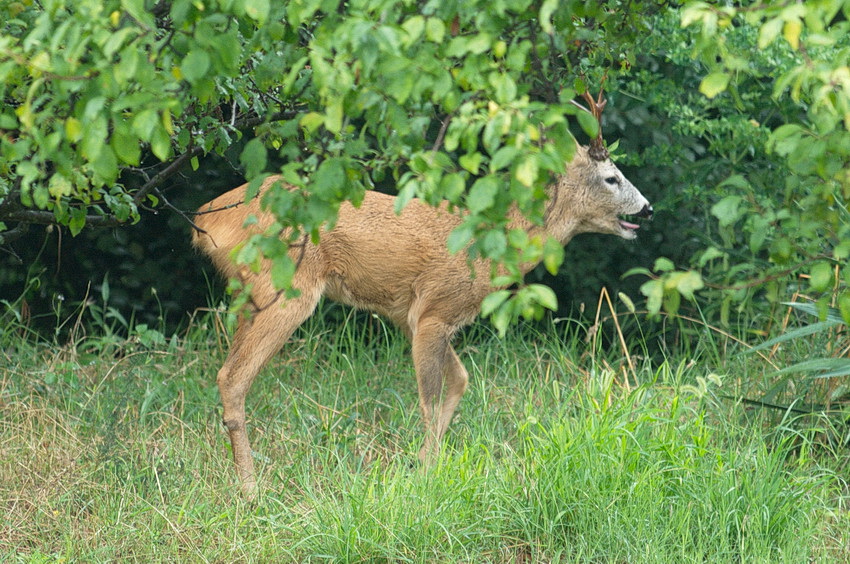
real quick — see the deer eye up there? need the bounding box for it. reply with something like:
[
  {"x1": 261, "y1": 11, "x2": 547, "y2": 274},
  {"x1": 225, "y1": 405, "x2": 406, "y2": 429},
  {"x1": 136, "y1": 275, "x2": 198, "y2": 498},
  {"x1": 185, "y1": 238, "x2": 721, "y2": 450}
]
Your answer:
[{"x1": 604, "y1": 176, "x2": 619, "y2": 186}]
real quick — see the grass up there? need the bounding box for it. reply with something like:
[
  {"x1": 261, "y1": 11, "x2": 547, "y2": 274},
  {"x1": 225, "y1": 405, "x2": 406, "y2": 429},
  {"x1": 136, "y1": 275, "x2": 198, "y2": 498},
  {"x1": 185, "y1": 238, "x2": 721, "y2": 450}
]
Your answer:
[{"x1": 1, "y1": 301, "x2": 848, "y2": 562}]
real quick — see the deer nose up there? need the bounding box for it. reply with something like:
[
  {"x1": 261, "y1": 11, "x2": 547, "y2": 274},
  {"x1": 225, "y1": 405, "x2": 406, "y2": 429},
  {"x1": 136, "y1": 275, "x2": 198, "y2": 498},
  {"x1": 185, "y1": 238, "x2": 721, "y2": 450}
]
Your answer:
[{"x1": 636, "y1": 205, "x2": 653, "y2": 220}]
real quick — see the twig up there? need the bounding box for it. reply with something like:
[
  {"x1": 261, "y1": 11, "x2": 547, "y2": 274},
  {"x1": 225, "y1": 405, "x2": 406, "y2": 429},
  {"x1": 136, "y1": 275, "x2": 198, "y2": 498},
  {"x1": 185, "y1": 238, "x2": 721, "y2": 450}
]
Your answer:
[
  {"x1": 152, "y1": 188, "x2": 205, "y2": 232},
  {"x1": 431, "y1": 115, "x2": 452, "y2": 154},
  {"x1": 132, "y1": 145, "x2": 205, "y2": 206}
]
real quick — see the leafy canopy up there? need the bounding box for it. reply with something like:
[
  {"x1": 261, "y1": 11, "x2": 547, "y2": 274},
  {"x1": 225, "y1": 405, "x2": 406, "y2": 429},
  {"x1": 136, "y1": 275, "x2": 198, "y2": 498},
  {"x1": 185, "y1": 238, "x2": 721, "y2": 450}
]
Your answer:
[
  {"x1": 630, "y1": 1, "x2": 850, "y2": 325},
  {"x1": 0, "y1": 0, "x2": 660, "y2": 330}
]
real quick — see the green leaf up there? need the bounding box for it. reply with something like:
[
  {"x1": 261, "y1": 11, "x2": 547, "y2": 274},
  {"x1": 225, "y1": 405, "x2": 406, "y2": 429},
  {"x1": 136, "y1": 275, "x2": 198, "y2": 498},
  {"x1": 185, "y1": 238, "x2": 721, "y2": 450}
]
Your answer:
[
  {"x1": 395, "y1": 179, "x2": 417, "y2": 214},
  {"x1": 466, "y1": 176, "x2": 498, "y2": 213},
  {"x1": 481, "y1": 289, "x2": 511, "y2": 317},
  {"x1": 838, "y1": 292, "x2": 850, "y2": 325},
  {"x1": 808, "y1": 262, "x2": 834, "y2": 292},
  {"x1": 325, "y1": 98, "x2": 344, "y2": 134},
  {"x1": 718, "y1": 174, "x2": 750, "y2": 190},
  {"x1": 783, "y1": 19, "x2": 802, "y2": 50},
  {"x1": 622, "y1": 266, "x2": 653, "y2": 278},
  {"x1": 653, "y1": 257, "x2": 675, "y2": 272},
  {"x1": 711, "y1": 195, "x2": 743, "y2": 227},
  {"x1": 32, "y1": 185, "x2": 49, "y2": 210},
  {"x1": 447, "y1": 223, "x2": 474, "y2": 254},
  {"x1": 480, "y1": 229, "x2": 507, "y2": 258},
  {"x1": 81, "y1": 116, "x2": 108, "y2": 161},
  {"x1": 768, "y1": 124, "x2": 804, "y2": 155},
  {"x1": 300, "y1": 112, "x2": 325, "y2": 134},
  {"x1": 425, "y1": 18, "x2": 445, "y2": 43},
  {"x1": 490, "y1": 301, "x2": 512, "y2": 336},
  {"x1": 240, "y1": 138, "x2": 268, "y2": 179},
  {"x1": 133, "y1": 110, "x2": 159, "y2": 141},
  {"x1": 101, "y1": 274, "x2": 111, "y2": 303},
  {"x1": 112, "y1": 127, "x2": 141, "y2": 166},
  {"x1": 121, "y1": 0, "x2": 155, "y2": 28},
  {"x1": 91, "y1": 145, "x2": 119, "y2": 185},
  {"x1": 699, "y1": 72, "x2": 730, "y2": 98},
  {"x1": 459, "y1": 152, "x2": 482, "y2": 174},
  {"x1": 539, "y1": 0, "x2": 558, "y2": 34},
  {"x1": 401, "y1": 15, "x2": 425, "y2": 46},
  {"x1": 314, "y1": 158, "x2": 348, "y2": 199},
  {"x1": 245, "y1": 0, "x2": 270, "y2": 23},
  {"x1": 65, "y1": 117, "x2": 83, "y2": 142},
  {"x1": 282, "y1": 56, "x2": 309, "y2": 94},
  {"x1": 440, "y1": 173, "x2": 466, "y2": 203},
  {"x1": 528, "y1": 283, "x2": 557, "y2": 311},
  {"x1": 640, "y1": 279, "x2": 664, "y2": 316},
  {"x1": 48, "y1": 173, "x2": 72, "y2": 198},
  {"x1": 490, "y1": 146, "x2": 519, "y2": 172},
  {"x1": 489, "y1": 72, "x2": 517, "y2": 104},
  {"x1": 150, "y1": 127, "x2": 171, "y2": 161},
  {"x1": 270, "y1": 255, "x2": 296, "y2": 290},
  {"x1": 697, "y1": 246, "x2": 727, "y2": 268},
  {"x1": 758, "y1": 17, "x2": 783, "y2": 48},
  {"x1": 515, "y1": 155, "x2": 539, "y2": 188},
  {"x1": 576, "y1": 111, "x2": 599, "y2": 138},
  {"x1": 69, "y1": 207, "x2": 87, "y2": 236},
  {"x1": 542, "y1": 236, "x2": 564, "y2": 275},
  {"x1": 181, "y1": 49, "x2": 211, "y2": 84},
  {"x1": 782, "y1": 301, "x2": 844, "y2": 324},
  {"x1": 666, "y1": 270, "x2": 704, "y2": 300},
  {"x1": 465, "y1": 33, "x2": 492, "y2": 54}
]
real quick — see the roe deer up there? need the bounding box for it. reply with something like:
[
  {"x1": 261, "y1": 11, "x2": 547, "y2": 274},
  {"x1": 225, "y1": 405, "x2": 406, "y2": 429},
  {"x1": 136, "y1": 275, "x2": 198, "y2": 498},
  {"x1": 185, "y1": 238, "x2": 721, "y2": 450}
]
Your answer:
[{"x1": 193, "y1": 111, "x2": 652, "y2": 496}]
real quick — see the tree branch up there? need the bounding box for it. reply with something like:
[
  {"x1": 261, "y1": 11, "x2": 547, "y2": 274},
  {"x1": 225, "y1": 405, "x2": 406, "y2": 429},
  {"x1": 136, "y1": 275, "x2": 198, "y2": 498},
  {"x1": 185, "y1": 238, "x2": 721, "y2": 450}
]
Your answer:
[
  {"x1": 0, "y1": 107, "x2": 304, "y2": 240},
  {"x1": 0, "y1": 222, "x2": 30, "y2": 245},
  {"x1": 0, "y1": 207, "x2": 123, "y2": 228},
  {"x1": 132, "y1": 107, "x2": 302, "y2": 207}
]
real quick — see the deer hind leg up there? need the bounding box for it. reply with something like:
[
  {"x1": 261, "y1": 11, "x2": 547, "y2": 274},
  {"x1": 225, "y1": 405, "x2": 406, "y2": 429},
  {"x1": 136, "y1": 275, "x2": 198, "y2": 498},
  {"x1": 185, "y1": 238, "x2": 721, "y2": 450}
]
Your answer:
[
  {"x1": 216, "y1": 282, "x2": 323, "y2": 496},
  {"x1": 411, "y1": 317, "x2": 468, "y2": 466}
]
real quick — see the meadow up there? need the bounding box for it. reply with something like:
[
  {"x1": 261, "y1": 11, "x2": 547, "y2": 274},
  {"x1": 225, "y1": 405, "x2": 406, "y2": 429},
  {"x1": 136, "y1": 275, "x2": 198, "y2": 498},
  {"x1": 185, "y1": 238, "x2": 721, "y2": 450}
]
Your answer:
[{"x1": 1, "y1": 299, "x2": 848, "y2": 562}]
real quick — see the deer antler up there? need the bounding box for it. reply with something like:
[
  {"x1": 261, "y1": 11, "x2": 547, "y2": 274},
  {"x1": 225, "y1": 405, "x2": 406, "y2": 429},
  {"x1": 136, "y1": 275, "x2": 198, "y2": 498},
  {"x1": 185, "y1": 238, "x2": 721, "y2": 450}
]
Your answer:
[{"x1": 580, "y1": 88, "x2": 609, "y2": 161}]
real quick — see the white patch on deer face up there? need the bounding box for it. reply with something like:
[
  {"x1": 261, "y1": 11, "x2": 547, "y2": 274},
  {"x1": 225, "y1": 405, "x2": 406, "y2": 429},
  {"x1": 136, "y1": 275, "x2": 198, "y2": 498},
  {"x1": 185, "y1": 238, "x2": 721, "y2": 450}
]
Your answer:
[{"x1": 595, "y1": 160, "x2": 652, "y2": 240}]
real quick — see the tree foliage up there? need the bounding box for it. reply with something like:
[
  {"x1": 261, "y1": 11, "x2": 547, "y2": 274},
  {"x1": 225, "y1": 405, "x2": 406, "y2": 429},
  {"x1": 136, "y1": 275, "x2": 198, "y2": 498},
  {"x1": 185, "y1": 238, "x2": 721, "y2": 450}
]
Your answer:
[
  {"x1": 5, "y1": 0, "x2": 848, "y2": 331},
  {"x1": 636, "y1": 1, "x2": 850, "y2": 324},
  {"x1": 1, "y1": 0, "x2": 667, "y2": 327}
]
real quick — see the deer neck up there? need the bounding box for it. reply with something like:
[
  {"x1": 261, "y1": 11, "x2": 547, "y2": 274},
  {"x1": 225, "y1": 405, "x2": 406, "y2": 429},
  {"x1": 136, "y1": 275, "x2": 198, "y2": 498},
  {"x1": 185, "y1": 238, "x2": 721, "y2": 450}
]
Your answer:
[{"x1": 504, "y1": 177, "x2": 580, "y2": 245}]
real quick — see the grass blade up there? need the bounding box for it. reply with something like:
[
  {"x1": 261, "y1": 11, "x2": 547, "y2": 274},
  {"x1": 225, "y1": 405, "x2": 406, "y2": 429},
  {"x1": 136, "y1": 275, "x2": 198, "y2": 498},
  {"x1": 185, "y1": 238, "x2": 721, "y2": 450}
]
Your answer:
[
  {"x1": 775, "y1": 358, "x2": 850, "y2": 378},
  {"x1": 748, "y1": 320, "x2": 843, "y2": 352}
]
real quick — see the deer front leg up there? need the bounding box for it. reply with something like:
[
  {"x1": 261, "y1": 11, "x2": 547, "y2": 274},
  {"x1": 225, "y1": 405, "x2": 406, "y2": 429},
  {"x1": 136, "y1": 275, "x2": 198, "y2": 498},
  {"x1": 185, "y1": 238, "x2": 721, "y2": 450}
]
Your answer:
[
  {"x1": 411, "y1": 318, "x2": 467, "y2": 465},
  {"x1": 216, "y1": 284, "x2": 322, "y2": 496},
  {"x1": 217, "y1": 353, "x2": 260, "y2": 497}
]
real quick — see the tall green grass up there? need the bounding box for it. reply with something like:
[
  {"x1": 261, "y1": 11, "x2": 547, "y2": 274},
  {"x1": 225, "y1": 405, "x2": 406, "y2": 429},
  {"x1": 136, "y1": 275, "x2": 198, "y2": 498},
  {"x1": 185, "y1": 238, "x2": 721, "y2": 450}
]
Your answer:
[{"x1": 1, "y1": 302, "x2": 847, "y2": 562}]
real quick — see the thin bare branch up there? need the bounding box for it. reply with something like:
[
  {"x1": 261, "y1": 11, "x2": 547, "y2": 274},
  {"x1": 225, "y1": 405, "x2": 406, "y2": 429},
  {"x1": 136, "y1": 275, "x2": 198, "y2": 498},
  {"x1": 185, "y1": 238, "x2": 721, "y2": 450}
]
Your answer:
[
  {"x1": 132, "y1": 145, "x2": 205, "y2": 206},
  {"x1": 431, "y1": 115, "x2": 452, "y2": 154}
]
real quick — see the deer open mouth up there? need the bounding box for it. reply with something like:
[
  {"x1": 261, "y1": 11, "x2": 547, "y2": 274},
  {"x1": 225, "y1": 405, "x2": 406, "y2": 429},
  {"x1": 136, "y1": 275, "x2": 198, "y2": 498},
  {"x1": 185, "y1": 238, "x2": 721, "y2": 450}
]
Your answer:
[
  {"x1": 618, "y1": 216, "x2": 641, "y2": 231},
  {"x1": 617, "y1": 205, "x2": 653, "y2": 238}
]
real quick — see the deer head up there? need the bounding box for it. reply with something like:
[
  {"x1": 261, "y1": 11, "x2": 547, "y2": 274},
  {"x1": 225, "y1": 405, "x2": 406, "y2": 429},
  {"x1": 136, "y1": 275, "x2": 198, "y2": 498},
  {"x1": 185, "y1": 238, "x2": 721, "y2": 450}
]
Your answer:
[{"x1": 545, "y1": 89, "x2": 652, "y2": 243}]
